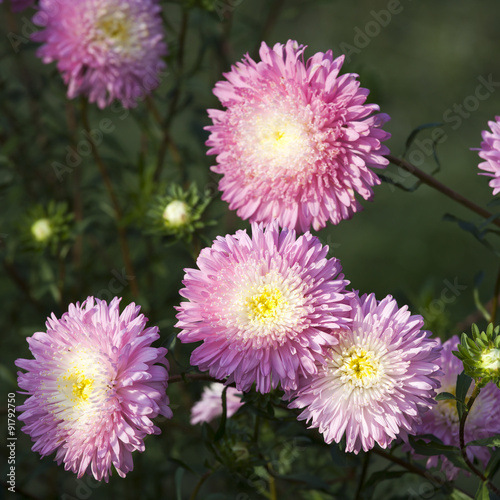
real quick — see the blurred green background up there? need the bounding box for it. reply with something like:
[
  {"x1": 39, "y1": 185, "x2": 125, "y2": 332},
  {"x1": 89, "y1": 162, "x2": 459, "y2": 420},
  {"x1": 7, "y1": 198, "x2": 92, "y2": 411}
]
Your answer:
[{"x1": 1, "y1": 0, "x2": 500, "y2": 498}]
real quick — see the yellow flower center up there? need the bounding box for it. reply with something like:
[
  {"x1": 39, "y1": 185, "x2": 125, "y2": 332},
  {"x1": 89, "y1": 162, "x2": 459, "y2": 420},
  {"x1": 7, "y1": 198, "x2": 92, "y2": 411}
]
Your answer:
[
  {"x1": 339, "y1": 347, "x2": 381, "y2": 388},
  {"x1": 60, "y1": 370, "x2": 94, "y2": 404},
  {"x1": 245, "y1": 286, "x2": 287, "y2": 324},
  {"x1": 96, "y1": 14, "x2": 131, "y2": 45}
]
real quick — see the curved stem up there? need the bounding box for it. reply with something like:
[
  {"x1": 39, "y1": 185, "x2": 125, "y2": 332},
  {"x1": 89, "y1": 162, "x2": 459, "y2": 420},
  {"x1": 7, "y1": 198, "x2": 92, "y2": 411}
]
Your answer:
[
  {"x1": 80, "y1": 100, "x2": 139, "y2": 297},
  {"x1": 459, "y1": 385, "x2": 500, "y2": 496},
  {"x1": 385, "y1": 154, "x2": 500, "y2": 228}
]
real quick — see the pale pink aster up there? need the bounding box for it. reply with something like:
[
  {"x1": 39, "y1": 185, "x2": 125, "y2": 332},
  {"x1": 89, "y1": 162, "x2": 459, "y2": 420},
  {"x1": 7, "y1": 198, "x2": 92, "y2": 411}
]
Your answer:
[
  {"x1": 475, "y1": 116, "x2": 500, "y2": 195},
  {"x1": 288, "y1": 292, "x2": 442, "y2": 454},
  {"x1": 0, "y1": 0, "x2": 35, "y2": 11},
  {"x1": 411, "y1": 336, "x2": 500, "y2": 480},
  {"x1": 175, "y1": 221, "x2": 352, "y2": 394},
  {"x1": 16, "y1": 297, "x2": 172, "y2": 482},
  {"x1": 190, "y1": 383, "x2": 244, "y2": 425},
  {"x1": 205, "y1": 40, "x2": 391, "y2": 233},
  {"x1": 32, "y1": 0, "x2": 167, "y2": 108}
]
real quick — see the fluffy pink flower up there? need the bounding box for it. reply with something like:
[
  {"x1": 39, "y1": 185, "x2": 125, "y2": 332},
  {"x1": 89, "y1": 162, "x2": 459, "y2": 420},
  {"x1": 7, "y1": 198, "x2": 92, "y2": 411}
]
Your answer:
[
  {"x1": 0, "y1": 0, "x2": 35, "y2": 11},
  {"x1": 190, "y1": 383, "x2": 244, "y2": 425},
  {"x1": 206, "y1": 40, "x2": 391, "y2": 233},
  {"x1": 16, "y1": 297, "x2": 172, "y2": 482},
  {"x1": 475, "y1": 116, "x2": 500, "y2": 195},
  {"x1": 412, "y1": 336, "x2": 500, "y2": 480},
  {"x1": 176, "y1": 222, "x2": 352, "y2": 394},
  {"x1": 288, "y1": 293, "x2": 441, "y2": 454},
  {"x1": 32, "y1": 0, "x2": 167, "y2": 108}
]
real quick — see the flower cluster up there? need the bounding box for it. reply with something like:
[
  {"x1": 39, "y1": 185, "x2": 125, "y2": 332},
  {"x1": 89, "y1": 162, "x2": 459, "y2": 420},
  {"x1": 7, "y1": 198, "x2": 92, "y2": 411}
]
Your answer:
[
  {"x1": 176, "y1": 222, "x2": 442, "y2": 452},
  {"x1": 16, "y1": 297, "x2": 172, "y2": 481}
]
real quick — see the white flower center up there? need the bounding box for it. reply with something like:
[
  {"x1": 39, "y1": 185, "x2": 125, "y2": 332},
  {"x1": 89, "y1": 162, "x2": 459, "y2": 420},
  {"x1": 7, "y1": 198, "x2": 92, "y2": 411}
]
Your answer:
[
  {"x1": 163, "y1": 200, "x2": 190, "y2": 228},
  {"x1": 92, "y1": 7, "x2": 143, "y2": 57},
  {"x1": 325, "y1": 328, "x2": 406, "y2": 407},
  {"x1": 234, "y1": 99, "x2": 318, "y2": 181},
  {"x1": 217, "y1": 268, "x2": 310, "y2": 348},
  {"x1": 43, "y1": 348, "x2": 115, "y2": 424},
  {"x1": 31, "y1": 218, "x2": 52, "y2": 242}
]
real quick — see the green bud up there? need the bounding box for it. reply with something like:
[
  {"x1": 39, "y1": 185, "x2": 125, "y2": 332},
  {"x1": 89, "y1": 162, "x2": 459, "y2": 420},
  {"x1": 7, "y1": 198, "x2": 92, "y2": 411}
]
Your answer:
[{"x1": 453, "y1": 323, "x2": 500, "y2": 388}]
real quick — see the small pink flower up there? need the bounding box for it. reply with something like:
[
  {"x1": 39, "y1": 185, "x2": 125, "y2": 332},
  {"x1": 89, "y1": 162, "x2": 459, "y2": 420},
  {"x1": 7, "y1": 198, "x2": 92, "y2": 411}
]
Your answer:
[
  {"x1": 16, "y1": 297, "x2": 172, "y2": 481},
  {"x1": 176, "y1": 222, "x2": 352, "y2": 393},
  {"x1": 475, "y1": 116, "x2": 500, "y2": 195},
  {"x1": 190, "y1": 383, "x2": 243, "y2": 425},
  {"x1": 206, "y1": 40, "x2": 391, "y2": 232}
]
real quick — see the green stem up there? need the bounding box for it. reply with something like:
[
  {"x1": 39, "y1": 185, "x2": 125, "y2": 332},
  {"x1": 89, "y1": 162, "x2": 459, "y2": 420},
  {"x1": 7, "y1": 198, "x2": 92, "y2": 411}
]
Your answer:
[
  {"x1": 372, "y1": 448, "x2": 471, "y2": 497},
  {"x1": 386, "y1": 154, "x2": 500, "y2": 228},
  {"x1": 459, "y1": 385, "x2": 500, "y2": 496},
  {"x1": 168, "y1": 373, "x2": 218, "y2": 384},
  {"x1": 491, "y1": 266, "x2": 500, "y2": 325},
  {"x1": 355, "y1": 451, "x2": 371, "y2": 500},
  {"x1": 80, "y1": 100, "x2": 139, "y2": 297},
  {"x1": 189, "y1": 470, "x2": 213, "y2": 500}
]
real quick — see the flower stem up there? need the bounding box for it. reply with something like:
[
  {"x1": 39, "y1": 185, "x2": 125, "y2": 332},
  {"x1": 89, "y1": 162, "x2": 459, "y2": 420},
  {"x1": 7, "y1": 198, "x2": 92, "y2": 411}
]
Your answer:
[
  {"x1": 355, "y1": 451, "x2": 371, "y2": 500},
  {"x1": 385, "y1": 154, "x2": 500, "y2": 228},
  {"x1": 459, "y1": 385, "x2": 500, "y2": 496},
  {"x1": 491, "y1": 266, "x2": 500, "y2": 325},
  {"x1": 168, "y1": 373, "x2": 217, "y2": 384},
  {"x1": 80, "y1": 100, "x2": 139, "y2": 297}
]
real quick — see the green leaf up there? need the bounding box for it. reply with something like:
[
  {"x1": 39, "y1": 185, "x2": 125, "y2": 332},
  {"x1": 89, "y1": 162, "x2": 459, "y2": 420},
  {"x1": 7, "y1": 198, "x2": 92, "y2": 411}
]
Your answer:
[
  {"x1": 435, "y1": 392, "x2": 457, "y2": 401},
  {"x1": 175, "y1": 467, "x2": 184, "y2": 500},
  {"x1": 456, "y1": 371, "x2": 473, "y2": 419},
  {"x1": 214, "y1": 386, "x2": 228, "y2": 441},
  {"x1": 451, "y1": 490, "x2": 475, "y2": 500},
  {"x1": 466, "y1": 435, "x2": 500, "y2": 447},
  {"x1": 486, "y1": 448, "x2": 500, "y2": 479},
  {"x1": 408, "y1": 435, "x2": 466, "y2": 469},
  {"x1": 475, "y1": 481, "x2": 490, "y2": 500}
]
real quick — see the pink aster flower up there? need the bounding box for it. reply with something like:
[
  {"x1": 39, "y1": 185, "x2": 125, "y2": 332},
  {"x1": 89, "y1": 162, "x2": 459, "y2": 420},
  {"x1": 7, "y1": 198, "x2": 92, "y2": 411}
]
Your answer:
[
  {"x1": 190, "y1": 383, "x2": 244, "y2": 425},
  {"x1": 206, "y1": 40, "x2": 391, "y2": 233},
  {"x1": 411, "y1": 336, "x2": 500, "y2": 480},
  {"x1": 32, "y1": 0, "x2": 167, "y2": 109},
  {"x1": 0, "y1": 0, "x2": 35, "y2": 11},
  {"x1": 175, "y1": 221, "x2": 352, "y2": 394},
  {"x1": 16, "y1": 297, "x2": 172, "y2": 482},
  {"x1": 288, "y1": 292, "x2": 442, "y2": 454},
  {"x1": 475, "y1": 116, "x2": 500, "y2": 195}
]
